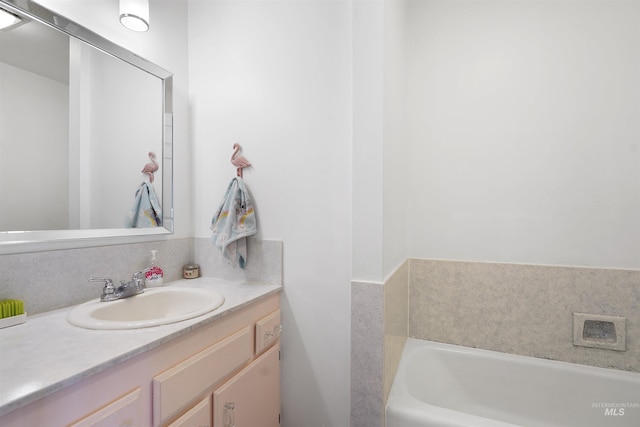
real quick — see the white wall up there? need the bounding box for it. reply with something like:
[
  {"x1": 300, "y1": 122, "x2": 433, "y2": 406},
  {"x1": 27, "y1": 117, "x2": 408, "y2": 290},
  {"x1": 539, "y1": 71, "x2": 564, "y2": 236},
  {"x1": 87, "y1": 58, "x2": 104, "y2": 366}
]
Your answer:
[
  {"x1": 407, "y1": 0, "x2": 640, "y2": 269},
  {"x1": 188, "y1": 1, "x2": 353, "y2": 425},
  {"x1": 353, "y1": 0, "x2": 408, "y2": 283},
  {"x1": 38, "y1": 0, "x2": 192, "y2": 239},
  {"x1": 383, "y1": 0, "x2": 407, "y2": 277},
  {"x1": 84, "y1": 45, "x2": 162, "y2": 228},
  {"x1": 0, "y1": 62, "x2": 69, "y2": 230},
  {"x1": 352, "y1": 0, "x2": 384, "y2": 282}
]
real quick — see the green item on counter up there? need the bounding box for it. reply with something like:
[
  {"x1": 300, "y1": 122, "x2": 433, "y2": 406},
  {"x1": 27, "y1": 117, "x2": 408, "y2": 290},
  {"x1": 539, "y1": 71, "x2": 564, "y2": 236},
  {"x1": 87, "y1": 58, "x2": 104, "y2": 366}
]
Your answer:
[{"x1": 0, "y1": 299, "x2": 24, "y2": 319}]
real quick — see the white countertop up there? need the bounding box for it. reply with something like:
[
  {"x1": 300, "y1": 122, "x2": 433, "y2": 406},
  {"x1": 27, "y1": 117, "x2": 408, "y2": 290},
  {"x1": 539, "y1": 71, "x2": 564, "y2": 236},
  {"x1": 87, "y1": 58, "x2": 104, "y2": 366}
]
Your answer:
[{"x1": 0, "y1": 277, "x2": 282, "y2": 417}]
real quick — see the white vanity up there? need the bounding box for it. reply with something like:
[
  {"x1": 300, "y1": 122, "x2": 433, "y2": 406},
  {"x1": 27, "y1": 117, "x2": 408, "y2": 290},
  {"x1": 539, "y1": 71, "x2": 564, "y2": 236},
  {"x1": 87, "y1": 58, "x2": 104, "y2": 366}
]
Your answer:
[{"x1": 0, "y1": 278, "x2": 282, "y2": 427}]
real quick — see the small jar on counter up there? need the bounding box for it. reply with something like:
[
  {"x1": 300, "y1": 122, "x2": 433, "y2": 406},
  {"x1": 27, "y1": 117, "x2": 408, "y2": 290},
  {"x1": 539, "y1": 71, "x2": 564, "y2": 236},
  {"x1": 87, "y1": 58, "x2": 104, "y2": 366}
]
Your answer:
[{"x1": 182, "y1": 264, "x2": 200, "y2": 279}]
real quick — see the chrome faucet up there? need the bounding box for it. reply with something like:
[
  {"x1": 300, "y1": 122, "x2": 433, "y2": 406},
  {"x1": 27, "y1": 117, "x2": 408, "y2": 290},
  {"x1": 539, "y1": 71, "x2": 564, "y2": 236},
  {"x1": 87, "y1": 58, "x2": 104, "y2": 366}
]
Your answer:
[
  {"x1": 131, "y1": 268, "x2": 151, "y2": 286},
  {"x1": 89, "y1": 268, "x2": 150, "y2": 302}
]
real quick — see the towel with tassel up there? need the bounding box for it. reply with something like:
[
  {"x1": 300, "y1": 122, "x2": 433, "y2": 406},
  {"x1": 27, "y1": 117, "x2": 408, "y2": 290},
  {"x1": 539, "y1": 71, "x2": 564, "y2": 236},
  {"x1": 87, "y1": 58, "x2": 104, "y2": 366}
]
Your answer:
[
  {"x1": 211, "y1": 176, "x2": 257, "y2": 268},
  {"x1": 126, "y1": 182, "x2": 162, "y2": 227}
]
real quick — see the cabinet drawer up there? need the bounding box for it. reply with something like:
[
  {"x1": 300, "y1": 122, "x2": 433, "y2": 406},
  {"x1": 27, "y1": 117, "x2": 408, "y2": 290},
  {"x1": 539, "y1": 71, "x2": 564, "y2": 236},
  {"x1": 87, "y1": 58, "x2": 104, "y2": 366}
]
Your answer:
[
  {"x1": 68, "y1": 388, "x2": 141, "y2": 427},
  {"x1": 153, "y1": 326, "x2": 253, "y2": 426},
  {"x1": 166, "y1": 395, "x2": 211, "y2": 427},
  {"x1": 255, "y1": 310, "x2": 281, "y2": 355},
  {"x1": 213, "y1": 344, "x2": 280, "y2": 427}
]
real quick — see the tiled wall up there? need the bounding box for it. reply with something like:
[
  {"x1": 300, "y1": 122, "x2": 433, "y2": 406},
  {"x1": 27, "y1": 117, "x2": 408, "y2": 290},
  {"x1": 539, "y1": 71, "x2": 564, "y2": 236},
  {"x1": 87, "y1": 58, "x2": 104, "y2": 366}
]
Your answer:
[
  {"x1": 383, "y1": 260, "x2": 409, "y2": 400},
  {"x1": 351, "y1": 280, "x2": 385, "y2": 427},
  {"x1": 350, "y1": 260, "x2": 409, "y2": 427},
  {"x1": 0, "y1": 238, "x2": 282, "y2": 315},
  {"x1": 351, "y1": 257, "x2": 639, "y2": 426},
  {"x1": 410, "y1": 259, "x2": 640, "y2": 373},
  {"x1": 193, "y1": 237, "x2": 282, "y2": 285},
  {"x1": 0, "y1": 239, "x2": 192, "y2": 315}
]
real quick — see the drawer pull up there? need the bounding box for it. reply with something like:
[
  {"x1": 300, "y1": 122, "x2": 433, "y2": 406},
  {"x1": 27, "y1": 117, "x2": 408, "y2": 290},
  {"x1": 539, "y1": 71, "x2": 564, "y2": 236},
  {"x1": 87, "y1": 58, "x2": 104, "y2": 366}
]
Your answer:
[
  {"x1": 264, "y1": 324, "x2": 282, "y2": 342},
  {"x1": 224, "y1": 402, "x2": 235, "y2": 427}
]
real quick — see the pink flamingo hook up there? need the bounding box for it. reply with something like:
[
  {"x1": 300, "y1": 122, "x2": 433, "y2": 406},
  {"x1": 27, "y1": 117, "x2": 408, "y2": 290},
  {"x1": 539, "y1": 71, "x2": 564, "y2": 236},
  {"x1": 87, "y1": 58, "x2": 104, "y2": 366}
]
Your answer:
[
  {"x1": 230, "y1": 143, "x2": 251, "y2": 178},
  {"x1": 141, "y1": 151, "x2": 159, "y2": 183}
]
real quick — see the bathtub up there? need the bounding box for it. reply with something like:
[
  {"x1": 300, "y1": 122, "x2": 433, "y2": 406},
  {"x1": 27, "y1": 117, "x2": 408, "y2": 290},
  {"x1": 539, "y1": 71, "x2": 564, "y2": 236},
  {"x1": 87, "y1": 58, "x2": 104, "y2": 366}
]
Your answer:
[{"x1": 386, "y1": 339, "x2": 640, "y2": 427}]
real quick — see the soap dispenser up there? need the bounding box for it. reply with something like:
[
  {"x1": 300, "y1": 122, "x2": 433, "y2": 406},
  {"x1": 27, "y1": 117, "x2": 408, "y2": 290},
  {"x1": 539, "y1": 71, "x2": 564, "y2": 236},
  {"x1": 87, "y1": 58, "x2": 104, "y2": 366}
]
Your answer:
[{"x1": 145, "y1": 249, "x2": 164, "y2": 287}]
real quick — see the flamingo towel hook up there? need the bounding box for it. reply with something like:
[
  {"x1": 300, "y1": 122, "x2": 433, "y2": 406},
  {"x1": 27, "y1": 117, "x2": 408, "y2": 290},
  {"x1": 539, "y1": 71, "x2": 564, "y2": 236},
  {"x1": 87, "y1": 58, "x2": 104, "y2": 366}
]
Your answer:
[
  {"x1": 231, "y1": 143, "x2": 251, "y2": 178},
  {"x1": 141, "y1": 151, "x2": 159, "y2": 183}
]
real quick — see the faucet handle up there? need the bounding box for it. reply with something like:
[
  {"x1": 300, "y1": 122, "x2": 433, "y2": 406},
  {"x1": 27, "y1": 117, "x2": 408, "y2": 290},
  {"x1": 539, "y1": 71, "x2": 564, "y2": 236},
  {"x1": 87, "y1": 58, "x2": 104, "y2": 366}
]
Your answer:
[
  {"x1": 88, "y1": 277, "x2": 116, "y2": 299},
  {"x1": 132, "y1": 268, "x2": 151, "y2": 281},
  {"x1": 131, "y1": 268, "x2": 151, "y2": 290}
]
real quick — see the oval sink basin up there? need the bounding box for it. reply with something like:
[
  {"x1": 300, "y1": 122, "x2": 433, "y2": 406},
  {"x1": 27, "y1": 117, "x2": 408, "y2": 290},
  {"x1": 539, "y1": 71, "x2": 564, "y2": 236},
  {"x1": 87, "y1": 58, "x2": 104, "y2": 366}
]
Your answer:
[{"x1": 67, "y1": 287, "x2": 225, "y2": 330}]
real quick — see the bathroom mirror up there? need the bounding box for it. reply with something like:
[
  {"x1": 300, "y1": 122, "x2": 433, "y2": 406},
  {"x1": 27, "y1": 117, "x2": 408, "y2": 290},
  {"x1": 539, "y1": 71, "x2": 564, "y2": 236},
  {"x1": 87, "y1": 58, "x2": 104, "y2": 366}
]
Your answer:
[{"x1": 0, "y1": 0, "x2": 173, "y2": 249}]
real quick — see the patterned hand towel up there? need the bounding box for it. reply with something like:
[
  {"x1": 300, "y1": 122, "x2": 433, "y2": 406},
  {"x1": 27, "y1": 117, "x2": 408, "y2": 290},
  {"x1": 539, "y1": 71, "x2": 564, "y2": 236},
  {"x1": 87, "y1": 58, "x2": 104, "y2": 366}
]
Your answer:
[
  {"x1": 211, "y1": 177, "x2": 257, "y2": 268},
  {"x1": 126, "y1": 182, "x2": 162, "y2": 227}
]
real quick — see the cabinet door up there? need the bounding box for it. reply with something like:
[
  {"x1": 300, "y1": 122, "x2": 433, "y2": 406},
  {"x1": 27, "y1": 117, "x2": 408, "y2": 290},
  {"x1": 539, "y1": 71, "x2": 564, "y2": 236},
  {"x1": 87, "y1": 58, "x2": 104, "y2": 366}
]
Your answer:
[
  {"x1": 68, "y1": 388, "x2": 141, "y2": 427},
  {"x1": 213, "y1": 344, "x2": 280, "y2": 427},
  {"x1": 153, "y1": 326, "x2": 253, "y2": 426},
  {"x1": 166, "y1": 396, "x2": 211, "y2": 427}
]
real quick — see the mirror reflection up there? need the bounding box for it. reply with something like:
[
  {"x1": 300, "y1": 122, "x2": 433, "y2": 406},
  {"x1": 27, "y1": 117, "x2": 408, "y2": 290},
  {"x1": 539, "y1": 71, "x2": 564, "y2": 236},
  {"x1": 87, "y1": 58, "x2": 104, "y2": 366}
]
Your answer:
[{"x1": 0, "y1": 0, "x2": 172, "y2": 243}]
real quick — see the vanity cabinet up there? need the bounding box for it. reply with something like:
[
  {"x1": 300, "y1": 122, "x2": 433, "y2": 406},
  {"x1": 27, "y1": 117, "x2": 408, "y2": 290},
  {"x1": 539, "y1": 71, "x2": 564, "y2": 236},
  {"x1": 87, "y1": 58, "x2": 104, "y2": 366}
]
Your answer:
[
  {"x1": 153, "y1": 326, "x2": 254, "y2": 425},
  {"x1": 0, "y1": 293, "x2": 280, "y2": 427},
  {"x1": 156, "y1": 310, "x2": 281, "y2": 427},
  {"x1": 213, "y1": 344, "x2": 280, "y2": 427},
  {"x1": 166, "y1": 396, "x2": 211, "y2": 427},
  {"x1": 255, "y1": 309, "x2": 281, "y2": 355},
  {"x1": 67, "y1": 388, "x2": 142, "y2": 427},
  {"x1": 161, "y1": 345, "x2": 281, "y2": 427}
]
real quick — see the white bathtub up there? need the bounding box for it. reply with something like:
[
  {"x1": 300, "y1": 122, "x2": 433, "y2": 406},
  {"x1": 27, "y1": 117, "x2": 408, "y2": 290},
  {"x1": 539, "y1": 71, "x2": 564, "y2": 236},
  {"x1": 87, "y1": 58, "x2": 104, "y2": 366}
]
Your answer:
[{"x1": 386, "y1": 339, "x2": 640, "y2": 427}]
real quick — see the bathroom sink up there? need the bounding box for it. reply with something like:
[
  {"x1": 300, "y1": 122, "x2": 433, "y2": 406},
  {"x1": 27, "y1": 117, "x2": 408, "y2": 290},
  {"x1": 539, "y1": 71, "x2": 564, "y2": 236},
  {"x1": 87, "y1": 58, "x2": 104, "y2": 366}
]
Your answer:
[{"x1": 67, "y1": 287, "x2": 225, "y2": 330}]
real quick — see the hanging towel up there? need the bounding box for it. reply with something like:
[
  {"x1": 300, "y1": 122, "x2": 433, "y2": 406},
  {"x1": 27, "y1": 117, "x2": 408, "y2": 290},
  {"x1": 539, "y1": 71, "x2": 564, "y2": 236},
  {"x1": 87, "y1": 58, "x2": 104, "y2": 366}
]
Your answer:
[
  {"x1": 126, "y1": 182, "x2": 162, "y2": 228},
  {"x1": 211, "y1": 176, "x2": 257, "y2": 268}
]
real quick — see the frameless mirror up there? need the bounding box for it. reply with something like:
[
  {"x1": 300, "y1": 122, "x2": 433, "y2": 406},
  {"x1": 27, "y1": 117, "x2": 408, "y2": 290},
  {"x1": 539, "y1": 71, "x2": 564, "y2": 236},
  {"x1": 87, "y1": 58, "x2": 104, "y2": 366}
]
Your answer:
[{"x1": 0, "y1": 0, "x2": 173, "y2": 249}]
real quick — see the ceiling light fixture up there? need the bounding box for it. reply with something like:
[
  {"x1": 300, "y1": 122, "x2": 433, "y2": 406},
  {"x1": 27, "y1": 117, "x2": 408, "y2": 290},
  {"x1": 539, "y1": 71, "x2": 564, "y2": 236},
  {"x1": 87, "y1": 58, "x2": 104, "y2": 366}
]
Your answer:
[
  {"x1": 0, "y1": 8, "x2": 22, "y2": 30},
  {"x1": 119, "y1": 0, "x2": 149, "y2": 32}
]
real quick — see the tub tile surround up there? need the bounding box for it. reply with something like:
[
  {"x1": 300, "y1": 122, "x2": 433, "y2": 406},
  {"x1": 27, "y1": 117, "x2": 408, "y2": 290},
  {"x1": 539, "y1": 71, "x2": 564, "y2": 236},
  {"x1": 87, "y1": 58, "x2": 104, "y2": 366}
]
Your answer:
[
  {"x1": 383, "y1": 260, "x2": 409, "y2": 401},
  {"x1": 351, "y1": 281, "x2": 385, "y2": 427},
  {"x1": 410, "y1": 259, "x2": 640, "y2": 373},
  {"x1": 0, "y1": 237, "x2": 282, "y2": 316},
  {"x1": 352, "y1": 257, "x2": 639, "y2": 427},
  {"x1": 350, "y1": 260, "x2": 409, "y2": 427}
]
